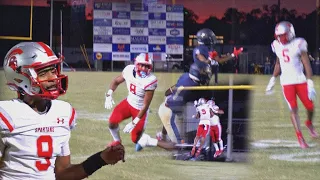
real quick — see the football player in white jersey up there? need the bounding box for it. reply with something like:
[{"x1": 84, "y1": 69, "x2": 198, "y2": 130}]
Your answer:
[
  {"x1": 190, "y1": 98, "x2": 213, "y2": 157},
  {"x1": 0, "y1": 42, "x2": 125, "y2": 180},
  {"x1": 105, "y1": 53, "x2": 175, "y2": 151},
  {"x1": 207, "y1": 100, "x2": 224, "y2": 158},
  {"x1": 266, "y1": 21, "x2": 318, "y2": 148}
]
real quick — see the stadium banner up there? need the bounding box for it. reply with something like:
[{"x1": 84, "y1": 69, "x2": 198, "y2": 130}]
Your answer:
[{"x1": 93, "y1": 2, "x2": 184, "y2": 61}]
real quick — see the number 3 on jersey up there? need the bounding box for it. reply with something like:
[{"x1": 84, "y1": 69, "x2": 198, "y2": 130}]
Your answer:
[
  {"x1": 282, "y1": 49, "x2": 290, "y2": 62},
  {"x1": 130, "y1": 83, "x2": 137, "y2": 94},
  {"x1": 36, "y1": 135, "x2": 53, "y2": 171}
]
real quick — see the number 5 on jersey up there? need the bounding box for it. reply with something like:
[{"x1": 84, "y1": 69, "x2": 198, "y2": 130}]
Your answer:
[{"x1": 282, "y1": 49, "x2": 290, "y2": 62}]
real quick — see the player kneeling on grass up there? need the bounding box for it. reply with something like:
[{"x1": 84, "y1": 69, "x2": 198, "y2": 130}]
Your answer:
[
  {"x1": 265, "y1": 21, "x2": 318, "y2": 149},
  {"x1": 0, "y1": 42, "x2": 125, "y2": 180},
  {"x1": 105, "y1": 53, "x2": 176, "y2": 151},
  {"x1": 207, "y1": 100, "x2": 225, "y2": 158}
]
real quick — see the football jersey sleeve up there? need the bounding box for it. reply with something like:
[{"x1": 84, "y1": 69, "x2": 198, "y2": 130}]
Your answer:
[
  {"x1": 144, "y1": 76, "x2": 158, "y2": 91},
  {"x1": 0, "y1": 105, "x2": 14, "y2": 133},
  {"x1": 69, "y1": 107, "x2": 77, "y2": 130},
  {"x1": 59, "y1": 133, "x2": 71, "y2": 156},
  {"x1": 271, "y1": 41, "x2": 276, "y2": 53},
  {"x1": 122, "y1": 65, "x2": 134, "y2": 80},
  {"x1": 296, "y1": 38, "x2": 308, "y2": 53}
]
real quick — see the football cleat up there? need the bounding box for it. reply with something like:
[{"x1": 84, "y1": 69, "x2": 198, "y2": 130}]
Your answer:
[
  {"x1": 305, "y1": 120, "x2": 319, "y2": 138},
  {"x1": 135, "y1": 133, "x2": 151, "y2": 151}
]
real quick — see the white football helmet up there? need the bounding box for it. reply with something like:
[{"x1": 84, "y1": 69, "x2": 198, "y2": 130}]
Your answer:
[
  {"x1": 197, "y1": 98, "x2": 207, "y2": 106},
  {"x1": 3, "y1": 42, "x2": 68, "y2": 100},
  {"x1": 207, "y1": 100, "x2": 215, "y2": 106},
  {"x1": 134, "y1": 53, "x2": 153, "y2": 78},
  {"x1": 274, "y1": 21, "x2": 296, "y2": 44}
]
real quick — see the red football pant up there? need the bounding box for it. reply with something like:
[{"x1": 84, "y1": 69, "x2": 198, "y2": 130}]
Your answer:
[
  {"x1": 109, "y1": 99, "x2": 148, "y2": 143},
  {"x1": 282, "y1": 83, "x2": 314, "y2": 111},
  {"x1": 210, "y1": 124, "x2": 222, "y2": 142},
  {"x1": 196, "y1": 124, "x2": 209, "y2": 138}
]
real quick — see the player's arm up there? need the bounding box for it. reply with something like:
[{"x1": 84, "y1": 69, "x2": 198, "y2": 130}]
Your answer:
[
  {"x1": 196, "y1": 53, "x2": 210, "y2": 64},
  {"x1": 55, "y1": 144, "x2": 125, "y2": 180},
  {"x1": 301, "y1": 51, "x2": 313, "y2": 79},
  {"x1": 165, "y1": 84, "x2": 176, "y2": 96},
  {"x1": 105, "y1": 74, "x2": 125, "y2": 109},
  {"x1": 272, "y1": 58, "x2": 281, "y2": 77},
  {"x1": 107, "y1": 74, "x2": 125, "y2": 95},
  {"x1": 136, "y1": 90, "x2": 155, "y2": 119},
  {"x1": 214, "y1": 55, "x2": 233, "y2": 64}
]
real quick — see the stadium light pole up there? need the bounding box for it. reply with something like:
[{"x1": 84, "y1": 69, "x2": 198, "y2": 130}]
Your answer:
[{"x1": 226, "y1": 75, "x2": 234, "y2": 162}]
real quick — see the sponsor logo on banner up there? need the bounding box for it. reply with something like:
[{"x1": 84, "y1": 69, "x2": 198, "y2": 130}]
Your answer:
[
  {"x1": 130, "y1": 11, "x2": 149, "y2": 20},
  {"x1": 147, "y1": 4, "x2": 166, "y2": 12},
  {"x1": 112, "y1": 35, "x2": 130, "y2": 44},
  {"x1": 94, "y1": 35, "x2": 112, "y2": 43},
  {"x1": 93, "y1": 19, "x2": 112, "y2": 26},
  {"x1": 148, "y1": 36, "x2": 166, "y2": 44},
  {"x1": 94, "y1": 2, "x2": 112, "y2": 10},
  {"x1": 131, "y1": 20, "x2": 148, "y2": 27},
  {"x1": 149, "y1": 13, "x2": 166, "y2": 20},
  {"x1": 93, "y1": 44, "x2": 112, "y2": 52},
  {"x1": 166, "y1": 44, "x2": 183, "y2": 54},
  {"x1": 166, "y1": 21, "x2": 183, "y2": 28},
  {"x1": 149, "y1": 44, "x2": 165, "y2": 52},
  {"x1": 167, "y1": 37, "x2": 184, "y2": 44},
  {"x1": 94, "y1": 26, "x2": 112, "y2": 35},
  {"x1": 112, "y1": 52, "x2": 131, "y2": 61},
  {"x1": 166, "y1": 28, "x2": 183, "y2": 37},
  {"x1": 112, "y1": 2, "x2": 130, "y2": 11},
  {"x1": 166, "y1": 12, "x2": 184, "y2": 21},
  {"x1": 93, "y1": 10, "x2": 112, "y2": 19},
  {"x1": 112, "y1": 11, "x2": 130, "y2": 19},
  {"x1": 112, "y1": 44, "x2": 130, "y2": 52},
  {"x1": 130, "y1": 44, "x2": 148, "y2": 53},
  {"x1": 131, "y1": 36, "x2": 148, "y2": 44},
  {"x1": 131, "y1": 3, "x2": 148, "y2": 11},
  {"x1": 131, "y1": 28, "x2": 148, "y2": 36},
  {"x1": 112, "y1": 28, "x2": 130, "y2": 35},
  {"x1": 112, "y1": 19, "x2": 130, "y2": 28},
  {"x1": 148, "y1": 20, "x2": 166, "y2": 28},
  {"x1": 166, "y1": 5, "x2": 183, "y2": 12},
  {"x1": 149, "y1": 28, "x2": 166, "y2": 36},
  {"x1": 94, "y1": 52, "x2": 112, "y2": 60}
]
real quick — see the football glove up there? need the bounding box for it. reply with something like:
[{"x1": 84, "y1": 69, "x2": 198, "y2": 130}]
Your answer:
[
  {"x1": 307, "y1": 79, "x2": 316, "y2": 101},
  {"x1": 123, "y1": 117, "x2": 140, "y2": 133},
  {"x1": 265, "y1": 76, "x2": 276, "y2": 95},
  {"x1": 105, "y1": 89, "x2": 115, "y2": 109}
]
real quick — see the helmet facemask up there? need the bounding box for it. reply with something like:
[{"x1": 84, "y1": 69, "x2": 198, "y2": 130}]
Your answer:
[
  {"x1": 20, "y1": 59, "x2": 68, "y2": 100},
  {"x1": 134, "y1": 53, "x2": 153, "y2": 78}
]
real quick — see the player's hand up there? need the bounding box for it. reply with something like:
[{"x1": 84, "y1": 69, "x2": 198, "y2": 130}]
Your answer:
[
  {"x1": 101, "y1": 141, "x2": 125, "y2": 165},
  {"x1": 265, "y1": 76, "x2": 276, "y2": 95},
  {"x1": 232, "y1": 47, "x2": 243, "y2": 58},
  {"x1": 123, "y1": 117, "x2": 140, "y2": 133},
  {"x1": 307, "y1": 79, "x2": 316, "y2": 101},
  {"x1": 104, "y1": 95, "x2": 115, "y2": 109},
  {"x1": 194, "y1": 100, "x2": 198, "y2": 107}
]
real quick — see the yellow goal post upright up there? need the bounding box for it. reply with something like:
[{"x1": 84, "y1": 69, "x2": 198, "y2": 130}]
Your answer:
[{"x1": 174, "y1": 75, "x2": 254, "y2": 162}]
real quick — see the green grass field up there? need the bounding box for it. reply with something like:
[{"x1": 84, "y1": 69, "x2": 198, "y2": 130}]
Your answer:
[{"x1": 0, "y1": 71, "x2": 319, "y2": 180}]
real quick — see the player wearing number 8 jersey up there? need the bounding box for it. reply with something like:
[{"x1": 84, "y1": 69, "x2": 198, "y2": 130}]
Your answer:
[
  {"x1": 105, "y1": 53, "x2": 176, "y2": 151},
  {"x1": 266, "y1": 21, "x2": 318, "y2": 148},
  {"x1": 0, "y1": 42, "x2": 125, "y2": 180}
]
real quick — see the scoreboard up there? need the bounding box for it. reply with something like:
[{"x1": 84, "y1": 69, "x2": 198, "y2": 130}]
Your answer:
[{"x1": 93, "y1": 2, "x2": 184, "y2": 61}]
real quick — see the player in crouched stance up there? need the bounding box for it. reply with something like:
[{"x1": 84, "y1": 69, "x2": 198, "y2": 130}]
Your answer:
[
  {"x1": 105, "y1": 53, "x2": 176, "y2": 151},
  {"x1": 266, "y1": 21, "x2": 318, "y2": 148},
  {"x1": 0, "y1": 42, "x2": 125, "y2": 180}
]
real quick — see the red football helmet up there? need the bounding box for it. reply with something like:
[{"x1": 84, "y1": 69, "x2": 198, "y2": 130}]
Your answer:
[
  {"x1": 134, "y1": 53, "x2": 153, "y2": 78},
  {"x1": 3, "y1": 42, "x2": 68, "y2": 100},
  {"x1": 274, "y1": 21, "x2": 296, "y2": 44}
]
